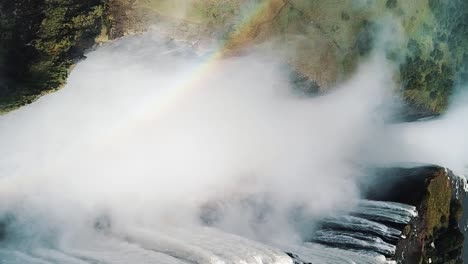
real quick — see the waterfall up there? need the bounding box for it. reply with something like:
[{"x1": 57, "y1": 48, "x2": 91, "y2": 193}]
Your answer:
[{"x1": 0, "y1": 199, "x2": 416, "y2": 264}]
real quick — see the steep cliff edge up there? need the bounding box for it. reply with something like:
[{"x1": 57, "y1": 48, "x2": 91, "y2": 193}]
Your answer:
[{"x1": 365, "y1": 166, "x2": 466, "y2": 263}]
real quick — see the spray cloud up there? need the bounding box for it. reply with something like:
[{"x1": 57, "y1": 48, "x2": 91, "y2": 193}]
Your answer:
[
  {"x1": 0, "y1": 15, "x2": 467, "y2": 256},
  {"x1": 0, "y1": 30, "x2": 402, "y2": 246}
]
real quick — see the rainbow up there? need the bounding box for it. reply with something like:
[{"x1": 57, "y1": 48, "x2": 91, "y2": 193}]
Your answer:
[{"x1": 115, "y1": 0, "x2": 286, "y2": 128}]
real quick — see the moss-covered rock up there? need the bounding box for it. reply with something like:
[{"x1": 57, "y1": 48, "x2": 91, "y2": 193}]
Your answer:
[
  {"x1": 390, "y1": 168, "x2": 464, "y2": 264},
  {"x1": 424, "y1": 169, "x2": 452, "y2": 237},
  {"x1": 363, "y1": 166, "x2": 464, "y2": 263}
]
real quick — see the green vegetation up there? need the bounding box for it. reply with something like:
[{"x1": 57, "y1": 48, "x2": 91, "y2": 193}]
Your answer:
[
  {"x1": 191, "y1": 0, "x2": 239, "y2": 26},
  {"x1": 0, "y1": 0, "x2": 466, "y2": 114},
  {"x1": 0, "y1": 0, "x2": 106, "y2": 112},
  {"x1": 401, "y1": 52, "x2": 454, "y2": 113},
  {"x1": 399, "y1": 0, "x2": 468, "y2": 113},
  {"x1": 385, "y1": 0, "x2": 397, "y2": 9},
  {"x1": 31, "y1": 1, "x2": 104, "y2": 89}
]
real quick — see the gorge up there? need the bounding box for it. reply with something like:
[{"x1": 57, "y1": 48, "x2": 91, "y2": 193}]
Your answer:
[{"x1": 0, "y1": 1, "x2": 467, "y2": 263}]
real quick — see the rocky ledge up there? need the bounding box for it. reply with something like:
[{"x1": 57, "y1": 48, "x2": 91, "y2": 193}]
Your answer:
[{"x1": 365, "y1": 166, "x2": 466, "y2": 263}]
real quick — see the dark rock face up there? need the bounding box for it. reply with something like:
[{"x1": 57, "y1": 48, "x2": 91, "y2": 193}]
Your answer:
[
  {"x1": 288, "y1": 67, "x2": 321, "y2": 96},
  {"x1": 286, "y1": 252, "x2": 312, "y2": 264},
  {"x1": 363, "y1": 166, "x2": 465, "y2": 263},
  {"x1": 395, "y1": 102, "x2": 439, "y2": 123}
]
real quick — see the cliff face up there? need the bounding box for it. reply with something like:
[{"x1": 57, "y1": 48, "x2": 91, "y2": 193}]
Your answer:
[
  {"x1": 395, "y1": 169, "x2": 464, "y2": 264},
  {"x1": 365, "y1": 166, "x2": 465, "y2": 263},
  {"x1": 1, "y1": 0, "x2": 466, "y2": 115}
]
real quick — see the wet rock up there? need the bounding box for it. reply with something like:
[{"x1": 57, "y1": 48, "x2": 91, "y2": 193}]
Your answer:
[
  {"x1": 286, "y1": 252, "x2": 313, "y2": 264},
  {"x1": 363, "y1": 166, "x2": 465, "y2": 263}
]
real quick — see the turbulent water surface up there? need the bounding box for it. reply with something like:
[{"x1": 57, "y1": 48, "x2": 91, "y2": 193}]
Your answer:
[{"x1": 0, "y1": 199, "x2": 412, "y2": 264}]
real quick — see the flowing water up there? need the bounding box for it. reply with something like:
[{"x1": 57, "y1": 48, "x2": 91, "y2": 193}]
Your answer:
[
  {"x1": 0, "y1": 31, "x2": 462, "y2": 264},
  {"x1": 0, "y1": 199, "x2": 415, "y2": 264}
]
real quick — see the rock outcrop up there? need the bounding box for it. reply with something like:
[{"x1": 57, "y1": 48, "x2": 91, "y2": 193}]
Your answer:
[{"x1": 365, "y1": 166, "x2": 466, "y2": 263}]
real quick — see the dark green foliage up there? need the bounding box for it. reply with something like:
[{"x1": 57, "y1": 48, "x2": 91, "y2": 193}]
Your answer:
[
  {"x1": 386, "y1": 0, "x2": 397, "y2": 9},
  {"x1": 0, "y1": 0, "x2": 106, "y2": 112},
  {"x1": 430, "y1": 44, "x2": 444, "y2": 61},
  {"x1": 428, "y1": 0, "x2": 468, "y2": 53},
  {"x1": 0, "y1": 0, "x2": 44, "y2": 108},
  {"x1": 399, "y1": 0, "x2": 468, "y2": 113},
  {"x1": 356, "y1": 20, "x2": 374, "y2": 56},
  {"x1": 407, "y1": 39, "x2": 421, "y2": 57},
  {"x1": 340, "y1": 12, "x2": 350, "y2": 21},
  {"x1": 400, "y1": 55, "x2": 454, "y2": 112}
]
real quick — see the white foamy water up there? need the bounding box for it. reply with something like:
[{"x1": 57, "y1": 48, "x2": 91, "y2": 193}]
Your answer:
[{"x1": 0, "y1": 29, "x2": 456, "y2": 264}]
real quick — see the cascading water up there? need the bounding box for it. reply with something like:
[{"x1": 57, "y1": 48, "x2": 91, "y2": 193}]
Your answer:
[
  {"x1": 0, "y1": 200, "x2": 415, "y2": 264},
  {"x1": 309, "y1": 200, "x2": 417, "y2": 258},
  {"x1": 0, "y1": 29, "x2": 465, "y2": 264}
]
